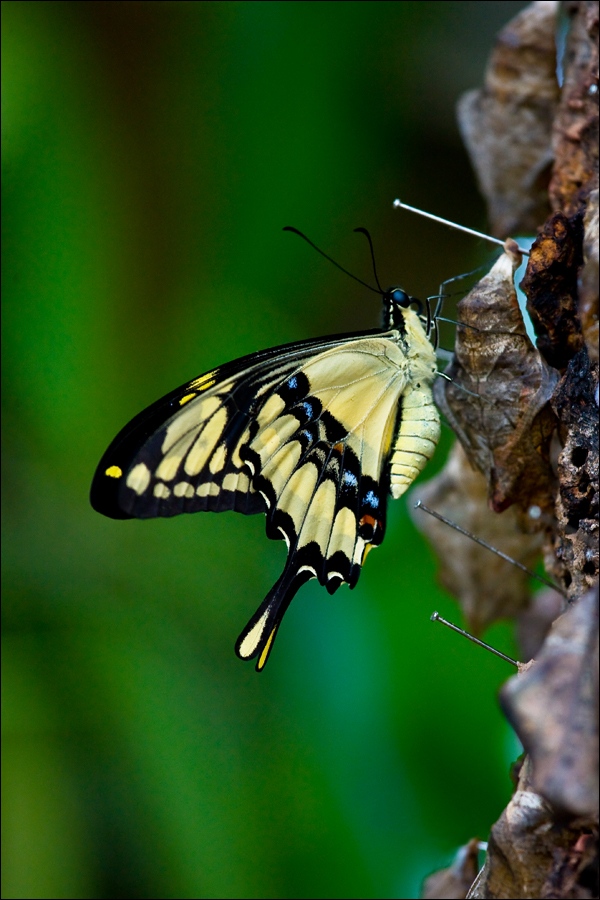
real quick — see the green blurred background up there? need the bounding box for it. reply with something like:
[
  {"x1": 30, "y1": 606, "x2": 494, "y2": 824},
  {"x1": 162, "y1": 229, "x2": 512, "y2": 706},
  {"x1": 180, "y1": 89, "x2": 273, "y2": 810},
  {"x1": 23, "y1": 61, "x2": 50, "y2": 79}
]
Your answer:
[{"x1": 2, "y1": 2, "x2": 530, "y2": 897}]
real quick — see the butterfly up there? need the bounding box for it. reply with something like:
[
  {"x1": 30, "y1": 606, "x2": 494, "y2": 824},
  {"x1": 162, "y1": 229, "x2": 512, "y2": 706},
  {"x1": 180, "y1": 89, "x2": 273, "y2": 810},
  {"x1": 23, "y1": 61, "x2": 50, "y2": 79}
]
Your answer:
[{"x1": 90, "y1": 229, "x2": 441, "y2": 670}]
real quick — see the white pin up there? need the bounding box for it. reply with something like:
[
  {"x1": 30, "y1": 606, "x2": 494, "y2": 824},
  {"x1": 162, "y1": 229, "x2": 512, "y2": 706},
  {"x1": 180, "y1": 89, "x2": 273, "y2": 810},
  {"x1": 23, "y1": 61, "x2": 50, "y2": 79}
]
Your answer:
[{"x1": 393, "y1": 199, "x2": 532, "y2": 256}]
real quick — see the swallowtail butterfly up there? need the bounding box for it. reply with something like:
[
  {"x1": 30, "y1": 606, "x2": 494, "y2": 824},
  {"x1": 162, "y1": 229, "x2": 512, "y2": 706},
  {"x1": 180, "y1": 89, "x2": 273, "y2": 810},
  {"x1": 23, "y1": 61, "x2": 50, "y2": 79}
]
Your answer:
[{"x1": 91, "y1": 233, "x2": 441, "y2": 670}]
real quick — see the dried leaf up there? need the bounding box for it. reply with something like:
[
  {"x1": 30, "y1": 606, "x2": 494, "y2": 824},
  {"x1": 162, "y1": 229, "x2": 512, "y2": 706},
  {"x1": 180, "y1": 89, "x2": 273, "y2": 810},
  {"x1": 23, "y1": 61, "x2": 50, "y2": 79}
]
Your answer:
[
  {"x1": 422, "y1": 838, "x2": 480, "y2": 900},
  {"x1": 501, "y1": 589, "x2": 599, "y2": 818},
  {"x1": 467, "y1": 757, "x2": 598, "y2": 899},
  {"x1": 539, "y1": 830, "x2": 599, "y2": 900},
  {"x1": 435, "y1": 245, "x2": 559, "y2": 515},
  {"x1": 410, "y1": 443, "x2": 545, "y2": 635},
  {"x1": 549, "y1": 0, "x2": 599, "y2": 217},
  {"x1": 550, "y1": 349, "x2": 599, "y2": 598},
  {"x1": 457, "y1": 0, "x2": 560, "y2": 237},
  {"x1": 517, "y1": 587, "x2": 566, "y2": 660},
  {"x1": 579, "y1": 188, "x2": 599, "y2": 364},
  {"x1": 521, "y1": 211, "x2": 585, "y2": 371}
]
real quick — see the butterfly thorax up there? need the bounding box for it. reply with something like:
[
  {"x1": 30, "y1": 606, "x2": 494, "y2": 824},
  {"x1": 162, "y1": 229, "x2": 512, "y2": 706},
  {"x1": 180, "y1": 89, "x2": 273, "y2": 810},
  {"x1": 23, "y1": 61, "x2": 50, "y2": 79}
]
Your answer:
[{"x1": 398, "y1": 306, "x2": 437, "y2": 381}]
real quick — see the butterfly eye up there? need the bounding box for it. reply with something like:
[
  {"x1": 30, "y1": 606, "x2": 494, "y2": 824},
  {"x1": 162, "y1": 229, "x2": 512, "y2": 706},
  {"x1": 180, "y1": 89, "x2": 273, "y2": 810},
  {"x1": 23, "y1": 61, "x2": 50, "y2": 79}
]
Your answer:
[
  {"x1": 391, "y1": 289, "x2": 410, "y2": 307},
  {"x1": 390, "y1": 289, "x2": 423, "y2": 316}
]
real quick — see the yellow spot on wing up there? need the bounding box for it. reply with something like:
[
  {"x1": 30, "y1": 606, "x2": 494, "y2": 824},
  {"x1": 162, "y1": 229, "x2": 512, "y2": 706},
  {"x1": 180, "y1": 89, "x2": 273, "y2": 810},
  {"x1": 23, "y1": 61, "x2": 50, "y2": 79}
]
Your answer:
[
  {"x1": 353, "y1": 536, "x2": 366, "y2": 566},
  {"x1": 251, "y1": 414, "x2": 301, "y2": 465},
  {"x1": 174, "y1": 481, "x2": 195, "y2": 498},
  {"x1": 161, "y1": 396, "x2": 221, "y2": 454},
  {"x1": 184, "y1": 407, "x2": 228, "y2": 475},
  {"x1": 256, "y1": 393, "x2": 286, "y2": 428},
  {"x1": 257, "y1": 627, "x2": 277, "y2": 670},
  {"x1": 326, "y1": 506, "x2": 356, "y2": 561},
  {"x1": 209, "y1": 443, "x2": 227, "y2": 474},
  {"x1": 298, "y1": 479, "x2": 337, "y2": 552},
  {"x1": 196, "y1": 482, "x2": 219, "y2": 497},
  {"x1": 178, "y1": 393, "x2": 197, "y2": 406},
  {"x1": 278, "y1": 462, "x2": 319, "y2": 532},
  {"x1": 239, "y1": 609, "x2": 270, "y2": 658},
  {"x1": 222, "y1": 472, "x2": 239, "y2": 492},
  {"x1": 126, "y1": 463, "x2": 151, "y2": 495},
  {"x1": 188, "y1": 371, "x2": 218, "y2": 391},
  {"x1": 105, "y1": 465, "x2": 122, "y2": 478},
  {"x1": 156, "y1": 455, "x2": 183, "y2": 482},
  {"x1": 222, "y1": 471, "x2": 252, "y2": 494},
  {"x1": 362, "y1": 543, "x2": 375, "y2": 564},
  {"x1": 259, "y1": 440, "x2": 302, "y2": 500}
]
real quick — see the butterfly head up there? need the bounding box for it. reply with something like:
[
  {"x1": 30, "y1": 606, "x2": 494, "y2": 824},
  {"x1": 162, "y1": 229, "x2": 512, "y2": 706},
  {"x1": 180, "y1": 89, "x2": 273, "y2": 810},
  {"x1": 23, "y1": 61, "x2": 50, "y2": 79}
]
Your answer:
[{"x1": 383, "y1": 287, "x2": 425, "y2": 331}]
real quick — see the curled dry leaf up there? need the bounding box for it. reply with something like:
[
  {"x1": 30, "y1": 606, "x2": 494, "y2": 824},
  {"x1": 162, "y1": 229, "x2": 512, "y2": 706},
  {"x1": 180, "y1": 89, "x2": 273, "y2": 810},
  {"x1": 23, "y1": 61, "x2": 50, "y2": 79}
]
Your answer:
[
  {"x1": 550, "y1": 348, "x2": 599, "y2": 598},
  {"x1": 457, "y1": 0, "x2": 560, "y2": 237},
  {"x1": 410, "y1": 442, "x2": 545, "y2": 635},
  {"x1": 549, "y1": 0, "x2": 599, "y2": 217},
  {"x1": 467, "y1": 759, "x2": 599, "y2": 900},
  {"x1": 579, "y1": 188, "x2": 599, "y2": 363},
  {"x1": 435, "y1": 245, "x2": 559, "y2": 515},
  {"x1": 422, "y1": 838, "x2": 480, "y2": 900},
  {"x1": 516, "y1": 586, "x2": 566, "y2": 660},
  {"x1": 501, "y1": 589, "x2": 599, "y2": 818},
  {"x1": 521, "y1": 210, "x2": 585, "y2": 371}
]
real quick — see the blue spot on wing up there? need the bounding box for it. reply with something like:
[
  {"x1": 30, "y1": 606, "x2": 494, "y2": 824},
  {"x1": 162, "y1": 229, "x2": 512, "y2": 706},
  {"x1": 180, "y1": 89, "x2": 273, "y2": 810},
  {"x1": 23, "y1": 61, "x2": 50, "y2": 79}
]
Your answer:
[{"x1": 364, "y1": 490, "x2": 379, "y2": 508}]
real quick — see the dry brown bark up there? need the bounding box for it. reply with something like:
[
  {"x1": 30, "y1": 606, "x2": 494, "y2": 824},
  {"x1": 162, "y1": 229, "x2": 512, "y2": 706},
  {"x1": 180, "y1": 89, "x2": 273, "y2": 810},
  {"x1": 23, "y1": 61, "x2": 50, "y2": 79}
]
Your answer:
[{"x1": 415, "y1": 3, "x2": 599, "y2": 897}]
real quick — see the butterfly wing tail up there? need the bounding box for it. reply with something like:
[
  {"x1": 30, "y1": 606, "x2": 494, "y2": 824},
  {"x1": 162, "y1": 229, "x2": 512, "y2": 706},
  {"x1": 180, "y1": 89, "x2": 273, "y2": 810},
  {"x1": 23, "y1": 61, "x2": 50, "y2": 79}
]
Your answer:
[{"x1": 235, "y1": 564, "x2": 313, "y2": 671}]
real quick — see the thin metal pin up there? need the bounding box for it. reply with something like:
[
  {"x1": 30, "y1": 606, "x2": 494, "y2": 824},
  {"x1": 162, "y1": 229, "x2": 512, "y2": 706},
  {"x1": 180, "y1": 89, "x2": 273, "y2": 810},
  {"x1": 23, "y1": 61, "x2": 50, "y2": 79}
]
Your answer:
[
  {"x1": 430, "y1": 611, "x2": 519, "y2": 667},
  {"x1": 414, "y1": 500, "x2": 567, "y2": 597},
  {"x1": 393, "y1": 199, "x2": 531, "y2": 256}
]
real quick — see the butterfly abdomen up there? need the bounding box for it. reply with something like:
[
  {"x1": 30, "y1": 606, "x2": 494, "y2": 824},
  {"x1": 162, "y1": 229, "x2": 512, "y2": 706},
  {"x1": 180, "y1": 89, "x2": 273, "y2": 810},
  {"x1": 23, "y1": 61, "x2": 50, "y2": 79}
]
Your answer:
[{"x1": 389, "y1": 385, "x2": 440, "y2": 499}]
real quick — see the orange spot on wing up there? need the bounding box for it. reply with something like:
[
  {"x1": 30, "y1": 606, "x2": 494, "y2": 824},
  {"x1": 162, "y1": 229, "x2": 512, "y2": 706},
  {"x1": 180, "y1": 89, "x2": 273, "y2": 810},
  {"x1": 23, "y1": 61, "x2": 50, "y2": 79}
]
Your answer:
[
  {"x1": 359, "y1": 514, "x2": 377, "y2": 529},
  {"x1": 358, "y1": 515, "x2": 381, "y2": 541}
]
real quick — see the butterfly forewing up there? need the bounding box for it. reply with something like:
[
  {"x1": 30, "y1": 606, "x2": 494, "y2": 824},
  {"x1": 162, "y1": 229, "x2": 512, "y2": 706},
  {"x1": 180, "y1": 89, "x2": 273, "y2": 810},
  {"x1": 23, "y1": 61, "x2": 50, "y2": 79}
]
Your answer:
[{"x1": 90, "y1": 328, "x2": 380, "y2": 520}]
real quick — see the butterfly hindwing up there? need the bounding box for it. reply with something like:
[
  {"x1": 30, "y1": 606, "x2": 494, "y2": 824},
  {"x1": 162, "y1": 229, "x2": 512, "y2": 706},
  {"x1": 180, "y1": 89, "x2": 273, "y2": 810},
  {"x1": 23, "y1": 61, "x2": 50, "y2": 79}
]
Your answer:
[{"x1": 232, "y1": 338, "x2": 415, "y2": 668}]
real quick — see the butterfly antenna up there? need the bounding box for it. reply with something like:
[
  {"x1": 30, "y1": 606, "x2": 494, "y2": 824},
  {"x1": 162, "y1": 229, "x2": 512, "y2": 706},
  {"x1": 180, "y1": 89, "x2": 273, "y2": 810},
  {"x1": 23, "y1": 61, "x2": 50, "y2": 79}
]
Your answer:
[
  {"x1": 283, "y1": 227, "x2": 380, "y2": 295},
  {"x1": 353, "y1": 227, "x2": 384, "y2": 294},
  {"x1": 414, "y1": 501, "x2": 567, "y2": 596}
]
